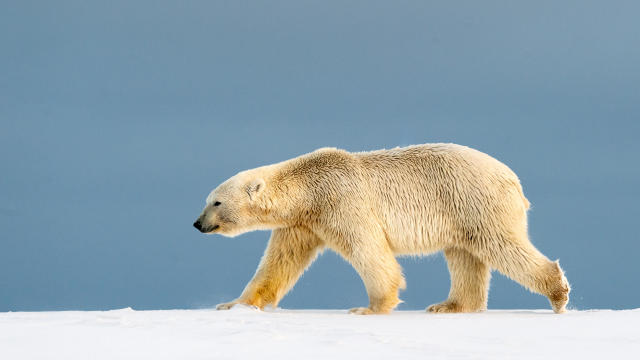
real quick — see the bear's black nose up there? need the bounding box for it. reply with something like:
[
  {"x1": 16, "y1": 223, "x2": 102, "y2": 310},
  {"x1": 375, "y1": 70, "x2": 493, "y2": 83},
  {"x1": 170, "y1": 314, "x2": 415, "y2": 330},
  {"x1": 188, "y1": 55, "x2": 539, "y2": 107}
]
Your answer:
[{"x1": 193, "y1": 220, "x2": 203, "y2": 232}]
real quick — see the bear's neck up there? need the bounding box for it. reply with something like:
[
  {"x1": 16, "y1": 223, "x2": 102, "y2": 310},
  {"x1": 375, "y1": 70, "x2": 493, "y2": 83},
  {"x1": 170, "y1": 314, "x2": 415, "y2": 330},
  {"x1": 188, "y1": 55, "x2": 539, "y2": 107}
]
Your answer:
[{"x1": 265, "y1": 152, "x2": 355, "y2": 225}]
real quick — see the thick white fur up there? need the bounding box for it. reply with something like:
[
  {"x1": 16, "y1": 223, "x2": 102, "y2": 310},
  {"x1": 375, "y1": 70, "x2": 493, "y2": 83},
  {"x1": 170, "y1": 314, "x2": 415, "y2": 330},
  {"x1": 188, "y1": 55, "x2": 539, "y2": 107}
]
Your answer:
[{"x1": 197, "y1": 144, "x2": 570, "y2": 314}]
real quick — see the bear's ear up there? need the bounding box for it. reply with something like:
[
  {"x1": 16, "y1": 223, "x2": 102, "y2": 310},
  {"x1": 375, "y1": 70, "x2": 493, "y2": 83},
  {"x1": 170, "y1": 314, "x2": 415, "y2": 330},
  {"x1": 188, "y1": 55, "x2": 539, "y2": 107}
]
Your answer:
[{"x1": 246, "y1": 178, "x2": 266, "y2": 201}]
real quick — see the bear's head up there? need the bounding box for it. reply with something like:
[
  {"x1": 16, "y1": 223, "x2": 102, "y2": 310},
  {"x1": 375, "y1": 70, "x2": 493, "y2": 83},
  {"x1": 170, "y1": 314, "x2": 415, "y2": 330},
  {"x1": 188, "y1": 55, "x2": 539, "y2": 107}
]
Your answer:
[{"x1": 193, "y1": 168, "x2": 280, "y2": 237}]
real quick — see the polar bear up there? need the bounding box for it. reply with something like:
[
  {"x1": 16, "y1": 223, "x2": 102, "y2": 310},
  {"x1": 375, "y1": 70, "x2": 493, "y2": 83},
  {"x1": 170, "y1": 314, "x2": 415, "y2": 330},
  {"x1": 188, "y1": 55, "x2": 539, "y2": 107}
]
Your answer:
[{"x1": 193, "y1": 144, "x2": 570, "y2": 314}]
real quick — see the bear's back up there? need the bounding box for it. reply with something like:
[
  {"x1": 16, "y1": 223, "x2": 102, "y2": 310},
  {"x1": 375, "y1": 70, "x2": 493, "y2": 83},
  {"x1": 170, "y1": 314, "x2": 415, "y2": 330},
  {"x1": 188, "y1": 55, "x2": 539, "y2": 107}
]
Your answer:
[
  {"x1": 354, "y1": 143, "x2": 518, "y2": 183},
  {"x1": 350, "y1": 144, "x2": 528, "y2": 253}
]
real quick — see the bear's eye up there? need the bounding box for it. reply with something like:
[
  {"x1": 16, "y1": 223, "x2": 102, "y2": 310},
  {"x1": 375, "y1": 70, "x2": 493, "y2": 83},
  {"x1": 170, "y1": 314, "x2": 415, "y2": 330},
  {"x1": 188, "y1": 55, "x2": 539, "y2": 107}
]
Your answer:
[{"x1": 213, "y1": 201, "x2": 221, "y2": 207}]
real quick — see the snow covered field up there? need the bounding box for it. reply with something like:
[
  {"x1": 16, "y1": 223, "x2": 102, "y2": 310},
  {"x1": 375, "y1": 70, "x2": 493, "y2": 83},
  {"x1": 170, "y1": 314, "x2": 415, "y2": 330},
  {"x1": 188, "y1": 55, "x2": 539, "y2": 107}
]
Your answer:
[{"x1": 1, "y1": 307, "x2": 638, "y2": 359}]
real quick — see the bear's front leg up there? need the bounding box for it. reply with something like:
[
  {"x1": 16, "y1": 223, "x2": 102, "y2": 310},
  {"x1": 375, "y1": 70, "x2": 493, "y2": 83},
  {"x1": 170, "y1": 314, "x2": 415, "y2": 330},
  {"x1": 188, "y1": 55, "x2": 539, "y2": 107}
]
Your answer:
[
  {"x1": 427, "y1": 247, "x2": 491, "y2": 313},
  {"x1": 216, "y1": 226, "x2": 323, "y2": 311},
  {"x1": 333, "y1": 231, "x2": 406, "y2": 315},
  {"x1": 347, "y1": 255, "x2": 405, "y2": 315}
]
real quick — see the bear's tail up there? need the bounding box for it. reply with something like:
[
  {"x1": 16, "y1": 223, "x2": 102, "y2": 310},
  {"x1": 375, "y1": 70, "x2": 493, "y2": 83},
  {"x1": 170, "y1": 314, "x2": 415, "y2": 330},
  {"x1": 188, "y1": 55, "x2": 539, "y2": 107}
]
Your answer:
[
  {"x1": 513, "y1": 179, "x2": 531, "y2": 210},
  {"x1": 522, "y1": 195, "x2": 531, "y2": 210}
]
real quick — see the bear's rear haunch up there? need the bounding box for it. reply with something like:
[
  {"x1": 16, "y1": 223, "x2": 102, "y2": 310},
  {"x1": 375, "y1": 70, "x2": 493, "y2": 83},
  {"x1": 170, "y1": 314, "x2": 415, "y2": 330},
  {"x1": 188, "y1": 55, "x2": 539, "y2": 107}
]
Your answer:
[{"x1": 194, "y1": 144, "x2": 570, "y2": 314}]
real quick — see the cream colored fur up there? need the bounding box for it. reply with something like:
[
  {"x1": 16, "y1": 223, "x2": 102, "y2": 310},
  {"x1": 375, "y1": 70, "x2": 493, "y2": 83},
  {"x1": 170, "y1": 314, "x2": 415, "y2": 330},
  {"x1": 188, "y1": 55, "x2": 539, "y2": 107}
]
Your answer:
[{"x1": 195, "y1": 144, "x2": 570, "y2": 314}]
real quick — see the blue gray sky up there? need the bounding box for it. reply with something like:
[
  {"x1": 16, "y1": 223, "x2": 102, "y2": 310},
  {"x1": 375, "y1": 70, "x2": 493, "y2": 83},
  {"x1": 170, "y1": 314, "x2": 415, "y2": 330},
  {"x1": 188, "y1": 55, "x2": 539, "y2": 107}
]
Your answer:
[{"x1": 1, "y1": 1, "x2": 639, "y2": 311}]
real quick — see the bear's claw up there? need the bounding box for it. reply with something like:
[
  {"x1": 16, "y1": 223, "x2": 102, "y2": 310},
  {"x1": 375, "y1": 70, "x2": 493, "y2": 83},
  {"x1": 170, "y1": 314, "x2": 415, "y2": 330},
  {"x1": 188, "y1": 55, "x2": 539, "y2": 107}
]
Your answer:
[
  {"x1": 427, "y1": 301, "x2": 486, "y2": 313},
  {"x1": 349, "y1": 307, "x2": 374, "y2": 315},
  {"x1": 216, "y1": 301, "x2": 238, "y2": 310},
  {"x1": 427, "y1": 302, "x2": 458, "y2": 313}
]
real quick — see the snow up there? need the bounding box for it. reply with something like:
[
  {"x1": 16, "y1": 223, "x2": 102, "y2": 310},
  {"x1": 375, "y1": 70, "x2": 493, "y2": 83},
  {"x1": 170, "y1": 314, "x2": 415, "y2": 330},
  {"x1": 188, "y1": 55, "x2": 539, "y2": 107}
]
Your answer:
[{"x1": 1, "y1": 307, "x2": 638, "y2": 359}]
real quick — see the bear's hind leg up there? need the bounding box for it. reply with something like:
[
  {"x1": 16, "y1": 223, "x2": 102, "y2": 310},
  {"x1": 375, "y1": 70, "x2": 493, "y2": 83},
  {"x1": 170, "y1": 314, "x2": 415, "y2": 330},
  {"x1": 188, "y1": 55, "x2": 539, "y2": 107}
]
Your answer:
[
  {"x1": 427, "y1": 247, "x2": 491, "y2": 313},
  {"x1": 479, "y1": 234, "x2": 570, "y2": 313}
]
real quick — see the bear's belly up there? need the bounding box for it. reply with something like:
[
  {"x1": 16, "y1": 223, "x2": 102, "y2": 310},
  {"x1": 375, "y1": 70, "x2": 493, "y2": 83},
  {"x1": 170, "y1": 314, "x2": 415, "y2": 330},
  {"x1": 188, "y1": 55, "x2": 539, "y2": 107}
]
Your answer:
[{"x1": 385, "y1": 223, "x2": 455, "y2": 256}]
